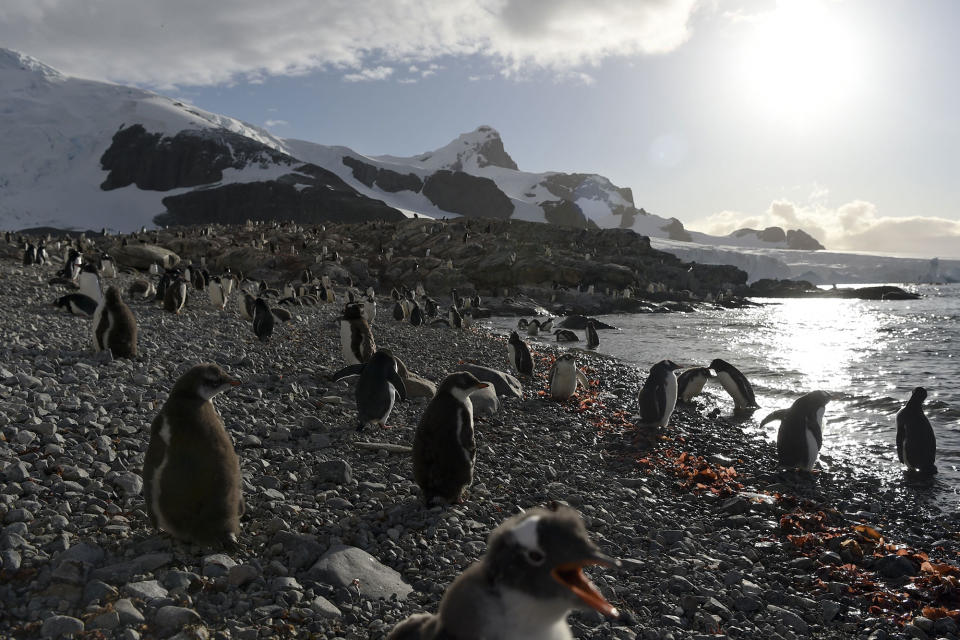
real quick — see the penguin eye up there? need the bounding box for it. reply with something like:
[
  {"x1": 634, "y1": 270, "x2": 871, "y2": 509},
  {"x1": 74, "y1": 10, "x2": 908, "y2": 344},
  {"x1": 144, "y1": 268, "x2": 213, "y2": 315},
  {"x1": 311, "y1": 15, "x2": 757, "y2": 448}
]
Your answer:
[{"x1": 525, "y1": 549, "x2": 545, "y2": 566}]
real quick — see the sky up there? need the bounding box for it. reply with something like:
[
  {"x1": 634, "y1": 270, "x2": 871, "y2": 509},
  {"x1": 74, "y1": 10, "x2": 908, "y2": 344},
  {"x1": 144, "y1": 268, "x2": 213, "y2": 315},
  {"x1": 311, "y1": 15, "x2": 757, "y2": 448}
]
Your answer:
[{"x1": 2, "y1": 0, "x2": 959, "y2": 257}]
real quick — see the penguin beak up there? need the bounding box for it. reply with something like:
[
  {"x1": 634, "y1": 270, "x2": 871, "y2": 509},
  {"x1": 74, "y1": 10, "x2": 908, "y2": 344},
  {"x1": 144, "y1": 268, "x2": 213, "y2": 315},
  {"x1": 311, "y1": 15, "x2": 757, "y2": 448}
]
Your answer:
[
  {"x1": 551, "y1": 553, "x2": 620, "y2": 618},
  {"x1": 468, "y1": 382, "x2": 490, "y2": 394},
  {"x1": 226, "y1": 377, "x2": 241, "y2": 387},
  {"x1": 707, "y1": 369, "x2": 717, "y2": 377}
]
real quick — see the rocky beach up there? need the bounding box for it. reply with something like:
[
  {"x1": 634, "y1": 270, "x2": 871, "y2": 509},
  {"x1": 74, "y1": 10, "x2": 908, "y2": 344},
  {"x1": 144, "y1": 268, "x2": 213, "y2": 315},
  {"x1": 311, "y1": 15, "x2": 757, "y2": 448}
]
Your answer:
[{"x1": 1, "y1": 224, "x2": 959, "y2": 640}]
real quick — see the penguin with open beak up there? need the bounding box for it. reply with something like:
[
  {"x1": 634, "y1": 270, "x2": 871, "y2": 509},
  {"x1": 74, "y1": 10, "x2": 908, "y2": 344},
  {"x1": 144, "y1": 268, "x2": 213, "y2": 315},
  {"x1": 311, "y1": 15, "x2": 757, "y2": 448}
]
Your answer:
[{"x1": 388, "y1": 504, "x2": 621, "y2": 639}]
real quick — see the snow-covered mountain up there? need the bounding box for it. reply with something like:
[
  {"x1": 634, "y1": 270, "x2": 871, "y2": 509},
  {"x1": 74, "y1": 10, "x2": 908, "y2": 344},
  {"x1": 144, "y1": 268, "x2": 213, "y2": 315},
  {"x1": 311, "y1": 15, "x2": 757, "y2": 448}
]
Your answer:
[{"x1": 1, "y1": 46, "x2": 828, "y2": 256}]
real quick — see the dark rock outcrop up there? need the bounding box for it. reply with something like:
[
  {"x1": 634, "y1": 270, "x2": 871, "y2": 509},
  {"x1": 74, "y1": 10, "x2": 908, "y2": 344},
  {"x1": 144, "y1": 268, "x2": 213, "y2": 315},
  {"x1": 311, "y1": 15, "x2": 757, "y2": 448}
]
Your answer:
[
  {"x1": 100, "y1": 125, "x2": 292, "y2": 191},
  {"x1": 342, "y1": 156, "x2": 422, "y2": 193},
  {"x1": 156, "y1": 164, "x2": 404, "y2": 227},
  {"x1": 421, "y1": 171, "x2": 513, "y2": 219},
  {"x1": 472, "y1": 126, "x2": 519, "y2": 170},
  {"x1": 541, "y1": 200, "x2": 595, "y2": 229},
  {"x1": 786, "y1": 229, "x2": 825, "y2": 250},
  {"x1": 660, "y1": 218, "x2": 692, "y2": 242}
]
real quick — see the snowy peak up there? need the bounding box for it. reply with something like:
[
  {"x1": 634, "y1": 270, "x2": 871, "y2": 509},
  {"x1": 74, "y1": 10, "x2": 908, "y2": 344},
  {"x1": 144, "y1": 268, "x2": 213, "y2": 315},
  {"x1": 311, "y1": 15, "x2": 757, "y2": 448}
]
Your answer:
[
  {"x1": 378, "y1": 125, "x2": 519, "y2": 172},
  {"x1": 0, "y1": 47, "x2": 63, "y2": 79}
]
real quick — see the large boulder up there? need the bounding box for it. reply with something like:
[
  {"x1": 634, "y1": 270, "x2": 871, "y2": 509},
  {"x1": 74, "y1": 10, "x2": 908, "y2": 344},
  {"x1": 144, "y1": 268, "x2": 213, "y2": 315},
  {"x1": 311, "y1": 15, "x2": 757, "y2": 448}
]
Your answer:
[
  {"x1": 308, "y1": 546, "x2": 412, "y2": 601},
  {"x1": 111, "y1": 244, "x2": 179, "y2": 270}
]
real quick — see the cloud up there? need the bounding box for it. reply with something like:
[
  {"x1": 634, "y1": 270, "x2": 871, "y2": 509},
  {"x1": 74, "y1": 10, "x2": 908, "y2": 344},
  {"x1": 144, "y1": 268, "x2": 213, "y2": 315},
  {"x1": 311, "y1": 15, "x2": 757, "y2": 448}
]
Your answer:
[
  {"x1": 0, "y1": 0, "x2": 699, "y2": 88},
  {"x1": 264, "y1": 119, "x2": 288, "y2": 127},
  {"x1": 342, "y1": 66, "x2": 394, "y2": 82},
  {"x1": 688, "y1": 197, "x2": 960, "y2": 258}
]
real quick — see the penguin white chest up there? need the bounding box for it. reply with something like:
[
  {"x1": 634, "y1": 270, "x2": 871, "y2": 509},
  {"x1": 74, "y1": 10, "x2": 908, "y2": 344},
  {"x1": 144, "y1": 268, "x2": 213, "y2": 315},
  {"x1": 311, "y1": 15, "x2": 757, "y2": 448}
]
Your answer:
[
  {"x1": 449, "y1": 388, "x2": 476, "y2": 466},
  {"x1": 339, "y1": 321, "x2": 357, "y2": 365},
  {"x1": 551, "y1": 363, "x2": 578, "y2": 399},
  {"x1": 152, "y1": 417, "x2": 179, "y2": 536},
  {"x1": 507, "y1": 344, "x2": 518, "y2": 372},
  {"x1": 804, "y1": 406, "x2": 825, "y2": 470},
  {"x1": 680, "y1": 374, "x2": 707, "y2": 402},
  {"x1": 716, "y1": 372, "x2": 744, "y2": 406},
  {"x1": 91, "y1": 300, "x2": 107, "y2": 351},
  {"x1": 660, "y1": 372, "x2": 678, "y2": 427},
  {"x1": 487, "y1": 588, "x2": 574, "y2": 640}
]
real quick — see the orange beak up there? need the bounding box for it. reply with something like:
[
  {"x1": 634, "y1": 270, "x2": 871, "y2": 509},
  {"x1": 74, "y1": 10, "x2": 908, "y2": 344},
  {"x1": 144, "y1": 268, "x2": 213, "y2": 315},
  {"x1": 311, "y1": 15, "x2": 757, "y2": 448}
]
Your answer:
[
  {"x1": 228, "y1": 378, "x2": 242, "y2": 386},
  {"x1": 550, "y1": 556, "x2": 619, "y2": 618}
]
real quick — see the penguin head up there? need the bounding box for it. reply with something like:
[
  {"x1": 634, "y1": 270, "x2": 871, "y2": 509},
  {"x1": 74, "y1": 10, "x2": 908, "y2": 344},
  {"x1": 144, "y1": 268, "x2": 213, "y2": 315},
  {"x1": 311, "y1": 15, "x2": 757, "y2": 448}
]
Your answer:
[
  {"x1": 910, "y1": 387, "x2": 928, "y2": 404},
  {"x1": 652, "y1": 359, "x2": 683, "y2": 375},
  {"x1": 172, "y1": 364, "x2": 241, "y2": 401},
  {"x1": 708, "y1": 358, "x2": 730, "y2": 371},
  {"x1": 438, "y1": 372, "x2": 488, "y2": 400},
  {"x1": 342, "y1": 302, "x2": 364, "y2": 320},
  {"x1": 795, "y1": 390, "x2": 831, "y2": 411},
  {"x1": 369, "y1": 349, "x2": 398, "y2": 373},
  {"x1": 484, "y1": 505, "x2": 619, "y2": 618},
  {"x1": 104, "y1": 286, "x2": 123, "y2": 306},
  {"x1": 556, "y1": 353, "x2": 577, "y2": 366},
  {"x1": 509, "y1": 330, "x2": 522, "y2": 344}
]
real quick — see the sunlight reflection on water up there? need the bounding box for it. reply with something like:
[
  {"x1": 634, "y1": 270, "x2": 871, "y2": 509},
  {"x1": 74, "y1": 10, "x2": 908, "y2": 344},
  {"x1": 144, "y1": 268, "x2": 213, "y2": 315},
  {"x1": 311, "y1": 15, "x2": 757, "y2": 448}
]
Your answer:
[{"x1": 485, "y1": 284, "x2": 960, "y2": 504}]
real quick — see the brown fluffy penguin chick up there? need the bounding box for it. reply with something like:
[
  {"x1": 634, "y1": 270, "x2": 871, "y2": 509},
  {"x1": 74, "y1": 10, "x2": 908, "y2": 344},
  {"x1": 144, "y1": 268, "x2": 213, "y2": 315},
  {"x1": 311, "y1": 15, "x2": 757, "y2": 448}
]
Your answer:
[
  {"x1": 412, "y1": 372, "x2": 489, "y2": 505},
  {"x1": 388, "y1": 505, "x2": 621, "y2": 639},
  {"x1": 142, "y1": 364, "x2": 243, "y2": 547},
  {"x1": 92, "y1": 286, "x2": 138, "y2": 358}
]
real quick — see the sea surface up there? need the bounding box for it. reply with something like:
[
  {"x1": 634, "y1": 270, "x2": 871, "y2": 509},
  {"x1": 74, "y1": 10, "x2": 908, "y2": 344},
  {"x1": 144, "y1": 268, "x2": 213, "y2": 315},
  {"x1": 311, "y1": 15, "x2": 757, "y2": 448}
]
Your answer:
[{"x1": 487, "y1": 284, "x2": 960, "y2": 505}]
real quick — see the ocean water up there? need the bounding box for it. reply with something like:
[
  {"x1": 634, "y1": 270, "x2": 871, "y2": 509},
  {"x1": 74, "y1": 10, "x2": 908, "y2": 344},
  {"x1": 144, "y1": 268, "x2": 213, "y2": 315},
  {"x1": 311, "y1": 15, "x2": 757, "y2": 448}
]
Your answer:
[{"x1": 487, "y1": 284, "x2": 960, "y2": 503}]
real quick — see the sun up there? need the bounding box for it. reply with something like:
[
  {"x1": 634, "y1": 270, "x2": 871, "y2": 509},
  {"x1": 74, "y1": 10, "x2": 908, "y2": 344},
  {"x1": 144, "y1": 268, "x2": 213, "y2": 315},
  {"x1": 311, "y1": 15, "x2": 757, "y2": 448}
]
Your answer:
[{"x1": 732, "y1": 0, "x2": 867, "y2": 127}]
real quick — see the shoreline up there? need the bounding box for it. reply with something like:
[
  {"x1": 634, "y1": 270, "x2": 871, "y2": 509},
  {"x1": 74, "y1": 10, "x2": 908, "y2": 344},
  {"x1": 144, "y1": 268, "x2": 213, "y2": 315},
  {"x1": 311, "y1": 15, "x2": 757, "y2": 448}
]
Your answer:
[{"x1": 0, "y1": 263, "x2": 958, "y2": 639}]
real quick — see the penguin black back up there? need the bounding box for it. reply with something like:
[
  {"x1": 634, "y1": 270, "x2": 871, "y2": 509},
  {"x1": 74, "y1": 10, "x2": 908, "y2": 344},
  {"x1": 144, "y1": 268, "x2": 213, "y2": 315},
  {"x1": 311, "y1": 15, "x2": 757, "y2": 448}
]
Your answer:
[
  {"x1": 142, "y1": 364, "x2": 243, "y2": 547},
  {"x1": 413, "y1": 372, "x2": 489, "y2": 505},
  {"x1": 586, "y1": 320, "x2": 600, "y2": 350},
  {"x1": 253, "y1": 298, "x2": 274, "y2": 342},
  {"x1": 93, "y1": 286, "x2": 138, "y2": 358},
  {"x1": 709, "y1": 358, "x2": 757, "y2": 410},
  {"x1": 896, "y1": 386, "x2": 937, "y2": 474}
]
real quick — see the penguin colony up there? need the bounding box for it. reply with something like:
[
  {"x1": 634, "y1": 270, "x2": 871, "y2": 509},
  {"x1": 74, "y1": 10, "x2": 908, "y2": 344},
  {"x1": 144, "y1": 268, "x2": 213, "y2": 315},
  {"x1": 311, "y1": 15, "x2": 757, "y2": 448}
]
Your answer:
[{"x1": 7, "y1": 221, "x2": 945, "y2": 638}]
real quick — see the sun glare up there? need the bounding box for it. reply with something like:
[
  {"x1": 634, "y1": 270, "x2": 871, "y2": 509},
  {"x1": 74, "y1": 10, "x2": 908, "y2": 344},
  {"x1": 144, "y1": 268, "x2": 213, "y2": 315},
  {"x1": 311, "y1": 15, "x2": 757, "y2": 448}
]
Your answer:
[{"x1": 733, "y1": 0, "x2": 867, "y2": 127}]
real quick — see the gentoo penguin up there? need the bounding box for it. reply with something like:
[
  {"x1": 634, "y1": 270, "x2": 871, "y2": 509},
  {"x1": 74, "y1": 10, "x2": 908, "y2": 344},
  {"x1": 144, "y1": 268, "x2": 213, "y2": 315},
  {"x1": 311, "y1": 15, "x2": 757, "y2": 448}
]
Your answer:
[
  {"x1": 448, "y1": 306, "x2": 463, "y2": 329},
  {"x1": 163, "y1": 276, "x2": 188, "y2": 314},
  {"x1": 35, "y1": 242, "x2": 49, "y2": 265},
  {"x1": 554, "y1": 329, "x2": 579, "y2": 342},
  {"x1": 387, "y1": 505, "x2": 620, "y2": 639},
  {"x1": 761, "y1": 390, "x2": 831, "y2": 471},
  {"x1": 424, "y1": 297, "x2": 439, "y2": 318},
  {"x1": 392, "y1": 300, "x2": 405, "y2": 321},
  {"x1": 332, "y1": 349, "x2": 408, "y2": 431},
  {"x1": 539, "y1": 317, "x2": 554, "y2": 332},
  {"x1": 92, "y1": 286, "x2": 138, "y2": 358},
  {"x1": 461, "y1": 308, "x2": 474, "y2": 329},
  {"x1": 252, "y1": 298, "x2": 274, "y2": 342},
  {"x1": 54, "y1": 293, "x2": 99, "y2": 317},
  {"x1": 470, "y1": 294, "x2": 481, "y2": 309},
  {"x1": 99, "y1": 253, "x2": 117, "y2": 278},
  {"x1": 709, "y1": 359, "x2": 758, "y2": 411},
  {"x1": 221, "y1": 269, "x2": 236, "y2": 296},
  {"x1": 207, "y1": 276, "x2": 228, "y2": 310},
  {"x1": 548, "y1": 353, "x2": 589, "y2": 400},
  {"x1": 240, "y1": 292, "x2": 257, "y2": 321},
  {"x1": 78, "y1": 263, "x2": 103, "y2": 303},
  {"x1": 896, "y1": 387, "x2": 937, "y2": 474},
  {"x1": 525, "y1": 318, "x2": 541, "y2": 337},
  {"x1": 142, "y1": 364, "x2": 243, "y2": 547},
  {"x1": 362, "y1": 295, "x2": 376, "y2": 325},
  {"x1": 340, "y1": 303, "x2": 376, "y2": 366},
  {"x1": 409, "y1": 301, "x2": 424, "y2": 327},
  {"x1": 128, "y1": 279, "x2": 156, "y2": 301},
  {"x1": 412, "y1": 372, "x2": 489, "y2": 505},
  {"x1": 22, "y1": 243, "x2": 36, "y2": 266},
  {"x1": 517, "y1": 318, "x2": 529, "y2": 330},
  {"x1": 676, "y1": 367, "x2": 716, "y2": 403},
  {"x1": 507, "y1": 331, "x2": 534, "y2": 376},
  {"x1": 586, "y1": 320, "x2": 600, "y2": 350},
  {"x1": 636, "y1": 360, "x2": 683, "y2": 428}
]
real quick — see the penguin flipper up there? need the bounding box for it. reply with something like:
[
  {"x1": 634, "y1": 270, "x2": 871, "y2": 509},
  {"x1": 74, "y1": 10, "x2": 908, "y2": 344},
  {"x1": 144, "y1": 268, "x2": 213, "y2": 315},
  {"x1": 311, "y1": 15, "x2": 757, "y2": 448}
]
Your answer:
[
  {"x1": 760, "y1": 409, "x2": 789, "y2": 427},
  {"x1": 388, "y1": 371, "x2": 408, "y2": 402},
  {"x1": 895, "y1": 417, "x2": 906, "y2": 463},
  {"x1": 332, "y1": 364, "x2": 365, "y2": 381},
  {"x1": 576, "y1": 370, "x2": 589, "y2": 389}
]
